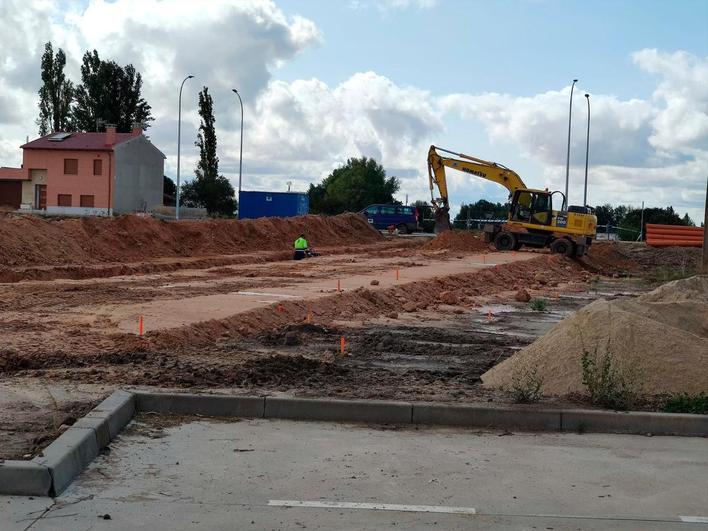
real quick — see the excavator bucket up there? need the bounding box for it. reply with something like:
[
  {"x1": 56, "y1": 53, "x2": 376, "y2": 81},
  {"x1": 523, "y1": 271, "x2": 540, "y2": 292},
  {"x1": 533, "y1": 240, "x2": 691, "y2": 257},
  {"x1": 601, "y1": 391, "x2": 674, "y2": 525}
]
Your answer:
[{"x1": 434, "y1": 208, "x2": 452, "y2": 233}]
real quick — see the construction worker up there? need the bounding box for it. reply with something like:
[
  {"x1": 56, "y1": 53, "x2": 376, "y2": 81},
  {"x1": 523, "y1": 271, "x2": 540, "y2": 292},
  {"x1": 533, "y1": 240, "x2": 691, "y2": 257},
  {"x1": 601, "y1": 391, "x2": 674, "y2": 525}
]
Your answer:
[{"x1": 293, "y1": 233, "x2": 309, "y2": 260}]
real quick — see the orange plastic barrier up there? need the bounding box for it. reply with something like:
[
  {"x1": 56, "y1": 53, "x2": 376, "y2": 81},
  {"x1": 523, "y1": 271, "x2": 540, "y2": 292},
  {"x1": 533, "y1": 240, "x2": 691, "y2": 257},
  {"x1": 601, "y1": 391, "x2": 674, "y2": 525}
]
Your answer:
[{"x1": 646, "y1": 224, "x2": 704, "y2": 247}]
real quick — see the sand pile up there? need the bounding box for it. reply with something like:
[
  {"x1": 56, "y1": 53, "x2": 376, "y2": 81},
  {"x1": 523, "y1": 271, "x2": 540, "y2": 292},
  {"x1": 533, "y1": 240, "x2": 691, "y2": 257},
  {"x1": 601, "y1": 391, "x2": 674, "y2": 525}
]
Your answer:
[
  {"x1": 422, "y1": 231, "x2": 489, "y2": 252},
  {"x1": 482, "y1": 276, "x2": 708, "y2": 396},
  {"x1": 0, "y1": 213, "x2": 381, "y2": 267}
]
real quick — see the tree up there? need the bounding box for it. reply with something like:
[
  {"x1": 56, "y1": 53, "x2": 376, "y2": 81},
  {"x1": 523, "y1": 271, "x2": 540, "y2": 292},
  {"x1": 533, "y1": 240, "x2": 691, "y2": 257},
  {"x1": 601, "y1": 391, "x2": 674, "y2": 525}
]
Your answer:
[
  {"x1": 36, "y1": 42, "x2": 74, "y2": 135},
  {"x1": 618, "y1": 206, "x2": 692, "y2": 240},
  {"x1": 73, "y1": 50, "x2": 153, "y2": 132},
  {"x1": 180, "y1": 87, "x2": 236, "y2": 217},
  {"x1": 308, "y1": 157, "x2": 400, "y2": 214},
  {"x1": 455, "y1": 199, "x2": 508, "y2": 222},
  {"x1": 163, "y1": 176, "x2": 176, "y2": 207}
]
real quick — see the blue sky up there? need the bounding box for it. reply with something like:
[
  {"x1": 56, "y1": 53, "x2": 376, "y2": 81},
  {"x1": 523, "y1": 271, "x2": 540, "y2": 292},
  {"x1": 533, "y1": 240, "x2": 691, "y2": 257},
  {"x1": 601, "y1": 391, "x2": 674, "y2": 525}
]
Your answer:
[
  {"x1": 277, "y1": 0, "x2": 708, "y2": 99},
  {"x1": 1, "y1": 0, "x2": 706, "y2": 220}
]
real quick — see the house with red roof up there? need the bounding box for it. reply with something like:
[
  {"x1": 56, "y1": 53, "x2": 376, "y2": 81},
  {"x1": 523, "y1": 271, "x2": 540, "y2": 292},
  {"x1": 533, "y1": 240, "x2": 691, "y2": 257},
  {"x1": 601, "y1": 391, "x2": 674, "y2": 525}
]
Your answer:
[{"x1": 0, "y1": 125, "x2": 165, "y2": 215}]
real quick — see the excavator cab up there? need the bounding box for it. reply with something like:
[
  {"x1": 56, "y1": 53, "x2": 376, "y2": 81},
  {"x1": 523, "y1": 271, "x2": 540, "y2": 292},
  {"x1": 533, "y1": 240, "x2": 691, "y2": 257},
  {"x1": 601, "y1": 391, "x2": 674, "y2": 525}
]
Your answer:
[{"x1": 509, "y1": 190, "x2": 553, "y2": 226}]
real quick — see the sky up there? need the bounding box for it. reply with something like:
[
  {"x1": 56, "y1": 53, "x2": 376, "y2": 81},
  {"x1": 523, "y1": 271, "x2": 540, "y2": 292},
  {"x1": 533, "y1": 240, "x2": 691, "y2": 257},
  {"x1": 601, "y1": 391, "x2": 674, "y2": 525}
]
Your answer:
[{"x1": 0, "y1": 0, "x2": 707, "y2": 221}]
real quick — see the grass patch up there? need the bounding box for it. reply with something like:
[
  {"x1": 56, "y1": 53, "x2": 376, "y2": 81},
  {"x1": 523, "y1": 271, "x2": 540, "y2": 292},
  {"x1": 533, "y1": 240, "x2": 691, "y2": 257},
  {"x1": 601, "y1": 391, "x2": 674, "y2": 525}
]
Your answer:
[
  {"x1": 581, "y1": 349, "x2": 640, "y2": 411},
  {"x1": 529, "y1": 298, "x2": 548, "y2": 312},
  {"x1": 510, "y1": 364, "x2": 544, "y2": 403},
  {"x1": 663, "y1": 393, "x2": 708, "y2": 414}
]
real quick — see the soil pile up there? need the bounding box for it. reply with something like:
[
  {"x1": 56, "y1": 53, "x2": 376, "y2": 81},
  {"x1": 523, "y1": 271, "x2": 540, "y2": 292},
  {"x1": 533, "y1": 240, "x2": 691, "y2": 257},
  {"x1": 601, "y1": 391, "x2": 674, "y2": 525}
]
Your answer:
[
  {"x1": 422, "y1": 231, "x2": 489, "y2": 252},
  {"x1": 0, "y1": 213, "x2": 381, "y2": 267},
  {"x1": 582, "y1": 241, "x2": 701, "y2": 275},
  {"x1": 482, "y1": 276, "x2": 708, "y2": 396}
]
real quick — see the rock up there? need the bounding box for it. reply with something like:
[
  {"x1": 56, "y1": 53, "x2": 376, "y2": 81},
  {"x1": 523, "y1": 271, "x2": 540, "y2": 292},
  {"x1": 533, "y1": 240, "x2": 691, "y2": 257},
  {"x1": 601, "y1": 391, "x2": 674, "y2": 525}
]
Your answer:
[
  {"x1": 438, "y1": 291, "x2": 458, "y2": 305},
  {"x1": 283, "y1": 332, "x2": 300, "y2": 346},
  {"x1": 453, "y1": 308, "x2": 464, "y2": 314},
  {"x1": 534, "y1": 273, "x2": 548, "y2": 285},
  {"x1": 386, "y1": 312, "x2": 398, "y2": 319},
  {"x1": 514, "y1": 289, "x2": 531, "y2": 302},
  {"x1": 370, "y1": 279, "x2": 380, "y2": 286},
  {"x1": 402, "y1": 302, "x2": 417, "y2": 312}
]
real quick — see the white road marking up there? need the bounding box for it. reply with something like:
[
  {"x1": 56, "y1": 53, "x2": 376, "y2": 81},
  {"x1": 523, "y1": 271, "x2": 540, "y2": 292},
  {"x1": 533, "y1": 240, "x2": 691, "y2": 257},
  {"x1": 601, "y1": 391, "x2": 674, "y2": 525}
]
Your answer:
[
  {"x1": 268, "y1": 500, "x2": 476, "y2": 514},
  {"x1": 680, "y1": 516, "x2": 708, "y2": 523}
]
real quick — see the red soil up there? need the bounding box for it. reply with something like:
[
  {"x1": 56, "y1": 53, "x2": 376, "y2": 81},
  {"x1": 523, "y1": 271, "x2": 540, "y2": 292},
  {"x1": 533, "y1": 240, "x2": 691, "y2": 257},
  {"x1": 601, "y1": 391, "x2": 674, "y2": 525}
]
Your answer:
[{"x1": 0, "y1": 213, "x2": 381, "y2": 267}]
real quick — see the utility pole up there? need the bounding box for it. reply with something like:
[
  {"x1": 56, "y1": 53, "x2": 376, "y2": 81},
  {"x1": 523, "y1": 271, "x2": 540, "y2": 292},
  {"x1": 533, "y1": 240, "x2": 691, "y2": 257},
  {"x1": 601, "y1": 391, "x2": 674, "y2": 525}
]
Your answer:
[
  {"x1": 176, "y1": 75, "x2": 194, "y2": 220},
  {"x1": 564, "y1": 79, "x2": 578, "y2": 211},
  {"x1": 583, "y1": 93, "x2": 590, "y2": 206},
  {"x1": 702, "y1": 176, "x2": 708, "y2": 273}
]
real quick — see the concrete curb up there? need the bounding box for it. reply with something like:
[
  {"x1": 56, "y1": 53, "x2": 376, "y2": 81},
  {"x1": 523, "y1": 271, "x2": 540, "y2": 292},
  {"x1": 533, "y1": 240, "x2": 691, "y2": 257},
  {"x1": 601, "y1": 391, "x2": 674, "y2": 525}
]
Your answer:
[
  {"x1": 412, "y1": 403, "x2": 562, "y2": 431},
  {"x1": 134, "y1": 392, "x2": 265, "y2": 418},
  {"x1": 1, "y1": 391, "x2": 706, "y2": 497},
  {"x1": 265, "y1": 397, "x2": 412, "y2": 424}
]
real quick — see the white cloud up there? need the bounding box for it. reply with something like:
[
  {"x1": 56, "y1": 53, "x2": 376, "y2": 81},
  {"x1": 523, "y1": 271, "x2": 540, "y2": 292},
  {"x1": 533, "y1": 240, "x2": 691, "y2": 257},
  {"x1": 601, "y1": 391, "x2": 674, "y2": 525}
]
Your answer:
[{"x1": 0, "y1": 1, "x2": 704, "y2": 222}]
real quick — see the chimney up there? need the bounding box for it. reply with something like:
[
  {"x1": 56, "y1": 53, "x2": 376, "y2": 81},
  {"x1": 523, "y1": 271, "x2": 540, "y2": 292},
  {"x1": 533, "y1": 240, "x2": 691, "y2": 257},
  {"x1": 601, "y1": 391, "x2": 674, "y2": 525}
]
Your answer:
[
  {"x1": 105, "y1": 124, "x2": 117, "y2": 146},
  {"x1": 131, "y1": 122, "x2": 143, "y2": 137}
]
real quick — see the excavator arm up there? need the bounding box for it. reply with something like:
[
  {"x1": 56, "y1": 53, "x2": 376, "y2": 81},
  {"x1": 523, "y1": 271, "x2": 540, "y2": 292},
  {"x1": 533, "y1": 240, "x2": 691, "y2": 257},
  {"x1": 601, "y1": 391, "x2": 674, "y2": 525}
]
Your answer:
[{"x1": 427, "y1": 145, "x2": 528, "y2": 233}]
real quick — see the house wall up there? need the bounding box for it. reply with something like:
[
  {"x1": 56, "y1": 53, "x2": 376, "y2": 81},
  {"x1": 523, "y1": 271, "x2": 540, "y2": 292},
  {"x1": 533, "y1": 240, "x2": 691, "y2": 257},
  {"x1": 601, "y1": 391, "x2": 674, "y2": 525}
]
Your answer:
[
  {"x1": 113, "y1": 136, "x2": 164, "y2": 213},
  {"x1": 22, "y1": 149, "x2": 112, "y2": 213},
  {"x1": 21, "y1": 169, "x2": 48, "y2": 208}
]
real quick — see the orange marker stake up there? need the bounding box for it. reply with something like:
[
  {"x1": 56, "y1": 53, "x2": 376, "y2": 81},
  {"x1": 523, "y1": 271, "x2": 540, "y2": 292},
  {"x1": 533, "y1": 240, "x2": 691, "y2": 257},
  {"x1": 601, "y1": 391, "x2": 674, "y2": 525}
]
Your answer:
[
  {"x1": 483, "y1": 254, "x2": 486, "y2": 264},
  {"x1": 340, "y1": 336, "x2": 346, "y2": 356},
  {"x1": 487, "y1": 310, "x2": 493, "y2": 322},
  {"x1": 396, "y1": 269, "x2": 400, "y2": 281},
  {"x1": 337, "y1": 279, "x2": 341, "y2": 292},
  {"x1": 306, "y1": 311, "x2": 312, "y2": 323},
  {"x1": 139, "y1": 315, "x2": 144, "y2": 336}
]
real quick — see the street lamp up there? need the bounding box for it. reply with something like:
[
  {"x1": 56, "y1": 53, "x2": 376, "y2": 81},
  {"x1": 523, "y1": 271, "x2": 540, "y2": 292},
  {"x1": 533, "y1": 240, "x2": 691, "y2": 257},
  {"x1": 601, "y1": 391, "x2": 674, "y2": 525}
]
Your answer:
[
  {"x1": 176, "y1": 74, "x2": 194, "y2": 220},
  {"x1": 232, "y1": 88, "x2": 244, "y2": 207},
  {"x1": 564, "y1": 78, "x2": 578, "y2": 211},
  {"x1": 583, "y1": 93, "x2": 590, "y2": 206}
]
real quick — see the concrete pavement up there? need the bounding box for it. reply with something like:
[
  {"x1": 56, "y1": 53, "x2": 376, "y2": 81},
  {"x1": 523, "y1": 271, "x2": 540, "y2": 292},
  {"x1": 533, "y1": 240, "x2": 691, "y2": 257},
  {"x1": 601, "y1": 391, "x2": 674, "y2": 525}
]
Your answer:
[{"x1": 1, "y1": 416, "x2": 706, "y2": 530}]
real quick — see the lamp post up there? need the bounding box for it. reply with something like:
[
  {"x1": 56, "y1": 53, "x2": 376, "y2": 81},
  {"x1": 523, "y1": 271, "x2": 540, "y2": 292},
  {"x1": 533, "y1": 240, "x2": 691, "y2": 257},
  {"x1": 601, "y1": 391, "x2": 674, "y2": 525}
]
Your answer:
[
  {"x1": 564, "y1": 78, "x2": 578, "y2": 211},
  {"x1": 232, "y1": 88, "x2": 244, "y2": 211},
  {"x1": 176, "y1": 75, "x2": 194, "y2": 220},
  {"x1": 583, "y1": 93, "x2": 590, "y2": 206}
]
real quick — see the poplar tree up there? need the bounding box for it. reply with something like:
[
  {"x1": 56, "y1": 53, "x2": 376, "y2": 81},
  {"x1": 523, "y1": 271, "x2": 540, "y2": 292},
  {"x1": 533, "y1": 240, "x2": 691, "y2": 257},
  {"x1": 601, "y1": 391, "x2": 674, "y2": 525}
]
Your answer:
[
  {"x1": 180, "y1": 87, "x2": 236, "y2": 217},
  {"x1": 36, "y1": 42, "x2": 74, "y2": 135}
]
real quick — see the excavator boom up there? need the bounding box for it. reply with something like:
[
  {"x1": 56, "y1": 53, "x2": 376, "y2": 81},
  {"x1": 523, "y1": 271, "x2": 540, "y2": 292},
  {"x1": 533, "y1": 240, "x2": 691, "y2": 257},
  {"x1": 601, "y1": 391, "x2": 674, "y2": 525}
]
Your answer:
[{"x1": 428, "y1": 145, "x2": 528, "y2": 232}]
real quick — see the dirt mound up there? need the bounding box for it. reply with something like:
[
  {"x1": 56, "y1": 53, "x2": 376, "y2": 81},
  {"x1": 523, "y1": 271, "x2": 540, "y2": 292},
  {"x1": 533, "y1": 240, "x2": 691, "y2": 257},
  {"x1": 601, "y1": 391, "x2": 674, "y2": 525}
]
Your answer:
[
  {"x1": 582, "y1": 241, "x2": 701, "y2": 275},
  {"x1": 422, "y1": 231, "x2": 490, "y2": 252},
  {"x1": 482, "y1": 276, "x2": 708, "y2": 396},
  {"x1": 0, "y1": 213, "x2": 381, "y2": 267}
]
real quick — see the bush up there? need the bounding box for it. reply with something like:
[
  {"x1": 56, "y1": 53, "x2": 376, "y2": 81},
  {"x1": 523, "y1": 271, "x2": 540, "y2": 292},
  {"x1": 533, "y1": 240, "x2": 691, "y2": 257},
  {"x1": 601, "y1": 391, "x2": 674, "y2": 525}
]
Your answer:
[
  {"x1": 510, "y1": 364, "x2": 544, "y2": 403},
  {"x1": 581, "y1": 350, "x2": 640, "y2": 410},
  {"x1": 663, "y1": 393, "x2": 708, "y2": 414},
  {"x1": 530, "y1": 298, "x2": 548, "y2": 312}
]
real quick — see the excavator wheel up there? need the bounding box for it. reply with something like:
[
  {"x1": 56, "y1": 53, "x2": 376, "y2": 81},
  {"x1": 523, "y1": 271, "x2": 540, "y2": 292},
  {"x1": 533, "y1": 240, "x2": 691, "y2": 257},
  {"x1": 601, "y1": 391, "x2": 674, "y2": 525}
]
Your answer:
[
  {"x1": 550, "y1": 238, "x2": 574, "y2": 256},
  {"x1": 494, "y1": 231, "x2": 517, "y2": 251}
]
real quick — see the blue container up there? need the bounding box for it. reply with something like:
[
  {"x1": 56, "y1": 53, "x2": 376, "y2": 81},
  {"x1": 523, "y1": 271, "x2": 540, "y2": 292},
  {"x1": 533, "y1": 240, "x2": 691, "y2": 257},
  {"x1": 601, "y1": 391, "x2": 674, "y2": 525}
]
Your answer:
[{"x1": 238, "y1": 191, "x2": 309, "y2": 220}]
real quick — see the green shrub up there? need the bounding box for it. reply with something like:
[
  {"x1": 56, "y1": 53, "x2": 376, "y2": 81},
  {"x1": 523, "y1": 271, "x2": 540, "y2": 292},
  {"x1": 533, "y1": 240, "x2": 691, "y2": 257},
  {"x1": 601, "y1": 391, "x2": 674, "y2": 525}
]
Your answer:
[
  {"x1": 530, "y1": 298, "x2": 548, "y2": 312},
  {"x1": 581, "y1": 350, "x2": 640, "y2": 410},
  {"x1": 510, "y1": 364, "x2": 544, "y2": 403},
  {"x1": 663, "y1": 393, "x2": 708, "y2": 414}
]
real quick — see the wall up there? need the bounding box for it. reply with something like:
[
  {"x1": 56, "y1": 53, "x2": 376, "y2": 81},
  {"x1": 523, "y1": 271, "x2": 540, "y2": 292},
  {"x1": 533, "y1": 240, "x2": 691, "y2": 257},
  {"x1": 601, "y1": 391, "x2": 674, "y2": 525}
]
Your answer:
[
  {"x1": 21, "y1": 169, "x2": 47, "y2": 208},
  {"x1": 113, "y1": 137, "x2": 164, "y2": 214},
  {"x1": 22, "y1": 149, "x2": 111, "y2": 209}
]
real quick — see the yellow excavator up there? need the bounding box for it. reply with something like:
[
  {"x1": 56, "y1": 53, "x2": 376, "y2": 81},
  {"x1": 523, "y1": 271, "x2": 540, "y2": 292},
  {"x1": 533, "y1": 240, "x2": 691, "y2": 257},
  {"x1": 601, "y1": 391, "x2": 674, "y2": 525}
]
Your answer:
[{"x1": 427, "y1": 145, "x2": 597, "y2": 257}]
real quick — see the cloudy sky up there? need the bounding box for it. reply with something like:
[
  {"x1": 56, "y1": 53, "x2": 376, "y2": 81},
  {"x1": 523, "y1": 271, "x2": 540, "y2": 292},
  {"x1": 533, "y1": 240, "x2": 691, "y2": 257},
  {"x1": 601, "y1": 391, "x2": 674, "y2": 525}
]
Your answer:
[{"x1": 1, "y1": 0, "x2": 707, "y2": 221}]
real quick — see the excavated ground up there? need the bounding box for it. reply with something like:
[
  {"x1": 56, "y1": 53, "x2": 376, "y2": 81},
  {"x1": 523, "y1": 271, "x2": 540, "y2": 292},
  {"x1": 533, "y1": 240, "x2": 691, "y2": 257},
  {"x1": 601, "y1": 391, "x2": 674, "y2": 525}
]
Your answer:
[{"x1": 0, "y1": 224, "x2": 699, "y2": 459}]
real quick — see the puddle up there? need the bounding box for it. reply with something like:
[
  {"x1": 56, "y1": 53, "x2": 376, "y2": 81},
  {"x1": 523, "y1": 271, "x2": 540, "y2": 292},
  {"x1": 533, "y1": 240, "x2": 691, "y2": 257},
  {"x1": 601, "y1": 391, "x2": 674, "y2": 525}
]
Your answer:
[{"x1": 476, "y1": 304, "x2": 516, "y2": 314}]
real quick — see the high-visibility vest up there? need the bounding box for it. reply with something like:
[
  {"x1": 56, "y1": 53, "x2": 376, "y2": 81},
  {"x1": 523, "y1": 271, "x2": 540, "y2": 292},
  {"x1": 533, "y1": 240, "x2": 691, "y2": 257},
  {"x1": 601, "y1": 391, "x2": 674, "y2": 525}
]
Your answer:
[{"x1": 294, "y1": 237, "x2": 308, "y2": 250}]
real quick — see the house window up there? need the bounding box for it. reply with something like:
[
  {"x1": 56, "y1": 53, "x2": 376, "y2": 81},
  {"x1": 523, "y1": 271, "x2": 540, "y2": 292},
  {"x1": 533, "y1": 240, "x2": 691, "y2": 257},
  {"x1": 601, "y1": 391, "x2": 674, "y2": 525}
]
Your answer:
[
  {"x1": 57, "y1": 194, "x2": 72, "y2": 207},
  {"x1": 93, "y1": 159, "x2": 102, "y2": 175},
  {"x1": 80, "y1": 195, "x2": 95, "y2": 208},
  {"x1": 64, "y1": 159, "x2": 78, "y2": 175}
]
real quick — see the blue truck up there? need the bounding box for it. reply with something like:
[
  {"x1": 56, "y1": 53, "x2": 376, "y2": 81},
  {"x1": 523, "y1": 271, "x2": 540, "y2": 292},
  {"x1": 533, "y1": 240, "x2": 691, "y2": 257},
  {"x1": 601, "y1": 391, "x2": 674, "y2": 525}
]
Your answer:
[{"x1": 238, "y1": 191, "x2": 309, "y2": 220}]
